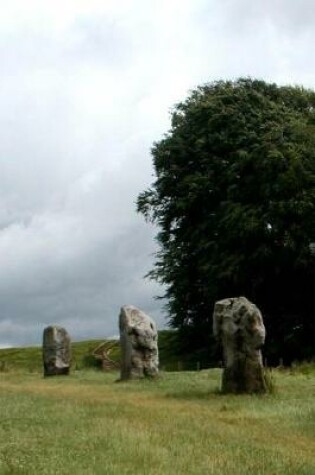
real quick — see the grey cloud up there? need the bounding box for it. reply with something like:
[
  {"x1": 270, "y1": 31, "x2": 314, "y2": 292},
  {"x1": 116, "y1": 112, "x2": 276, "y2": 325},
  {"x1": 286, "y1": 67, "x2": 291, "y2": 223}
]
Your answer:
[
  {"x1": 221, "y1": 0, "x2": 315, "y2": 34},
  {"x1": 0, "y1": 217, "x2": 164, "y2": 347},
  {"x1": 0, "y1": 0, "x2": 314, "y2": 347}
]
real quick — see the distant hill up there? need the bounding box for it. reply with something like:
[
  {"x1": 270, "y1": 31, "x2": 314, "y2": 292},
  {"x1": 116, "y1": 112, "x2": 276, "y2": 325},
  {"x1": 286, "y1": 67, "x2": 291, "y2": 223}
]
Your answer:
[
  {"x1": 0, "y1": 331, "x2": 184, "y2": 373},
  {"x1": 0, "y1": 339, "x2": 107, "y2": 372}
]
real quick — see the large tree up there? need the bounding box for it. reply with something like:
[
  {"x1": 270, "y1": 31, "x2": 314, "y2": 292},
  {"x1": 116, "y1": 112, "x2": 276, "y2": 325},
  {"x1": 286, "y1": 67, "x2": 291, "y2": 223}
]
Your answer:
[{"x1": 137, "y1": 78, "x2": 315, "y2": 365}]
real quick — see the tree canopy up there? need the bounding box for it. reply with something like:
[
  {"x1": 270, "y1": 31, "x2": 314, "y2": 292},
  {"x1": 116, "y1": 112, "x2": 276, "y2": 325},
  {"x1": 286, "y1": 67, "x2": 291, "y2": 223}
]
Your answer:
[{"x1": 137, "y1": 78, "x2": 315, "y2": 365}]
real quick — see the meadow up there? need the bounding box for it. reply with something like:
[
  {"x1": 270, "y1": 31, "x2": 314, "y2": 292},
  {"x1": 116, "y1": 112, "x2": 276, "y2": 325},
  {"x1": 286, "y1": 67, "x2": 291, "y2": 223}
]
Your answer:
[{"x1": 0, "y1": 361, "x2": 314, "y2": 475}]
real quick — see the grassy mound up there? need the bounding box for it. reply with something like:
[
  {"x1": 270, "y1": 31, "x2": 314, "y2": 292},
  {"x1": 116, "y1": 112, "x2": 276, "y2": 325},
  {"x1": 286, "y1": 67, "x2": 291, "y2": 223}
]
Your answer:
[
  {"x1": 0, "y1": 330, "x2": 182, "y2": 373},
  {"x1": 0, "y1": 340, "x2": 110, "y2": 372}
]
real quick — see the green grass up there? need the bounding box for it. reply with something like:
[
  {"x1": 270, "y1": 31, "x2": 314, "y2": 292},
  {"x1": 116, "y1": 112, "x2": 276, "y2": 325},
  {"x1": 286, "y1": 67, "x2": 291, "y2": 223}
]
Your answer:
[
  {"x1": 0, "y1": 331, "x2": 182, "y2": 373},
  {"x1": 0, "y1": 340, "x2": 112, "y2": 372},
  {"x1": 0, "y1": 368, "x2": 314, "y2": 474},
  {"x1": 0, "y1": 331, "x2": 181, "y2": 373}
]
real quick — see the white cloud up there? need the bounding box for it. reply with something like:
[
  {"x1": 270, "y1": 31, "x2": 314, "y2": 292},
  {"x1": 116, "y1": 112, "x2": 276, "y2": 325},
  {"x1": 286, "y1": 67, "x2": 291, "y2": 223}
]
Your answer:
[{"x1": 0, "y1": 0, "x2": 314, "y2": 345}]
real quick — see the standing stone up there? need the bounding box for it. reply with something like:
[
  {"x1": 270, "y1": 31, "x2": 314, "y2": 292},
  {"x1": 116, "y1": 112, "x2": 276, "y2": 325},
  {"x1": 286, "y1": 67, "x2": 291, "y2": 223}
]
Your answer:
[
  {"x1": 42, "y1": 326, "x2": 71, "y2": 376},
  {"x1": 213, "y1": 296, "x2": 267, "y2": 393},
  {"x1": 119, "y1": 305, "x2": 159, "y2": 380}
]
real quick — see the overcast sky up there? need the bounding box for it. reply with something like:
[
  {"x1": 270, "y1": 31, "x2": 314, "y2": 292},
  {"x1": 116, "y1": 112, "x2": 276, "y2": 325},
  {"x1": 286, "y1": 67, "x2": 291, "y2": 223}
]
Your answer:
[{"x1": 1, "y1": 0, "x2": 315, "y2": 347}]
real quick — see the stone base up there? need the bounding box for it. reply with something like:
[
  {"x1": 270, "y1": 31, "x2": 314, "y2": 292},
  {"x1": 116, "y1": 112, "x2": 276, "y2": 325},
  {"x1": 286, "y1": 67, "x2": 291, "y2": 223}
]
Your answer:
[
  {"x1": 222, "y1": 359, "x2": 267, "y2": 394},
  {"x1": 44, "y1": 366, "x2": 70, "y2": 377}
]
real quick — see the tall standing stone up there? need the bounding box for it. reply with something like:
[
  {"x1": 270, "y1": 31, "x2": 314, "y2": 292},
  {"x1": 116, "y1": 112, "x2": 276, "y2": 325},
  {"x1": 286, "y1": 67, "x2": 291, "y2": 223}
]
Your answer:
[
  {"x1": 119, "y1": 305, "x2": 159, "y2": 380},
  {"x1": 213, "y1": 296, "x2": 267, "y2": 393},
  {"x1": 42, "y1": 326, "x2": 71, "y2": 376}
]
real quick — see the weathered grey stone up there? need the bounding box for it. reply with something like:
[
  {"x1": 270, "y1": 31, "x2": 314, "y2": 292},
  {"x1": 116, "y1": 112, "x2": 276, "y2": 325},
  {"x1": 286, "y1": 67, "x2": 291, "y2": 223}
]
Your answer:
[
  {"x1": 119, "y1": 305, "x2": 159, "y2": 380},
  {"x1": 42, "y1": 326, "x2": 71, "y2": 376},
  {"x1": 213, "y1": 296, "x2": 267, "y2": 393}
]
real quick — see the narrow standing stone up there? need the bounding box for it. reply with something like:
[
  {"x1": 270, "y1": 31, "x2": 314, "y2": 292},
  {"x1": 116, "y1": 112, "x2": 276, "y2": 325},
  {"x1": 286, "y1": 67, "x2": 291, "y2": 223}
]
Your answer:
[
  {"x1": 119, "y1": 305, "x2": 159, "y2": 380},
  {"x1": 42, "y1": 326, "x2": 71, "y2": 376},
  {"x1": 213, "y1": 296, "x2": 267, "y2": 393}
]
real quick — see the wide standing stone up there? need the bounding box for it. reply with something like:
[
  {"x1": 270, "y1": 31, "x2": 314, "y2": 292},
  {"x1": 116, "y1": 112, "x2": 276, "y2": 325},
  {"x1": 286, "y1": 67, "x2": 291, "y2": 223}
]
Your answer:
[
  {"x1": 119, "y1": 305, "x2": 159, "y2": 380},
  {"x1": 42, "y1": 326, "x2": 71, "y2": 376},
  {"x1": 213, "y1": 296, "x2": 267, "y2": 393}
]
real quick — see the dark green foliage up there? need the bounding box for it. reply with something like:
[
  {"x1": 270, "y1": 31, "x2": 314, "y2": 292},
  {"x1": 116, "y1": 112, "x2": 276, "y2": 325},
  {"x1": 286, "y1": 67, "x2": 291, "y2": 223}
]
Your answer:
[
  {"x1": 137, "y1": 78, "x2": 315, "y2": 364},
  {"x1": 158, "y1": 329, "x2": 219, "y2": 370}
]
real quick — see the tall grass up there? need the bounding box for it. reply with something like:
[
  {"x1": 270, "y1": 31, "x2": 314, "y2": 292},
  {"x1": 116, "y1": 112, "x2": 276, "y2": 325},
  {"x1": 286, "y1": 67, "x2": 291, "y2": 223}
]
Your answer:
[{"x1": 0, "y1": 368, "x2": 314, "y2": 474}]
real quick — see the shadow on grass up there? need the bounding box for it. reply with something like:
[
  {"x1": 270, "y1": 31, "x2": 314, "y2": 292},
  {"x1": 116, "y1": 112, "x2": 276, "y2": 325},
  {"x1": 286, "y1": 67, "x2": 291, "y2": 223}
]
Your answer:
[
  {"x1": 164, "y1": 387, "x2": 221, "y2": 400},
  {"x1": 165, "y1": 386, "x2": 276, "y2": 401},
  {"x1": 295, "y1": 408, "x2": 315, "y2": 437}
]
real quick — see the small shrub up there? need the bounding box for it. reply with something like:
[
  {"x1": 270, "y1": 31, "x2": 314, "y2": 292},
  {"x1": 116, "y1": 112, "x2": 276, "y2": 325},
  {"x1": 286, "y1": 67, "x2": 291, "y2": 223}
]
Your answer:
[
  {"x1": 264, "y1": 368, "x2": 276, "y2": 394},
  {"x1": 290, "y1": 360, "x2": 315, "y2": 376},
  {"x1": 0, "y1": 361, "x2": 8, "y2": 372},
  {"x1": 79, "y1": 354, "x2": 103, "y2": 370}
]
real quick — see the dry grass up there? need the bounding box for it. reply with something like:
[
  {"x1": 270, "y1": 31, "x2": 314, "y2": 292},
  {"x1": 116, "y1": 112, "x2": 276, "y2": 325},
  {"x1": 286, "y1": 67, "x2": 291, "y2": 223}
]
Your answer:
[{"x1": 0, "y1": 369, "x2": 314, "y2": 474}]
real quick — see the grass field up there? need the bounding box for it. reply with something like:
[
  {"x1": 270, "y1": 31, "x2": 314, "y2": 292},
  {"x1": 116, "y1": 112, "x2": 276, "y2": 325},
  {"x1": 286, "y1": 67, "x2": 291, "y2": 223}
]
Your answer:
[
  {"x1": 0, "y1": 332, "x2": 180, "y2": 373},
  {"x1": 0, "y1": 367, "x2": 314, "y2": 475},
  {"x1": 0, "y1": 340, "x2": 110, "y2": 373}
]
